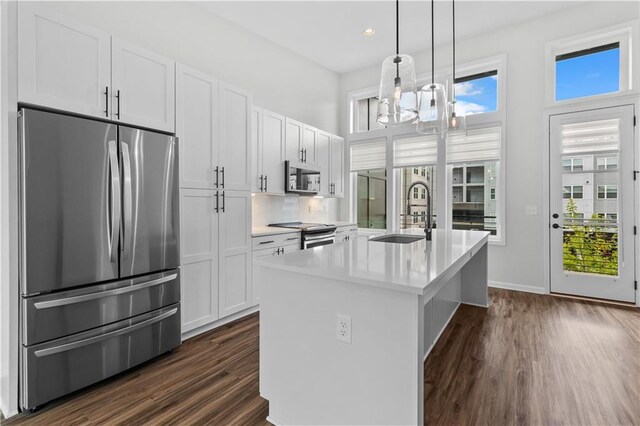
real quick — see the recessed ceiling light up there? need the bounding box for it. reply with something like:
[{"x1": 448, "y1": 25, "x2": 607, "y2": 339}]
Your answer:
[{"x1": 362, "y1": 28, "x2": 375, "y2": 36}]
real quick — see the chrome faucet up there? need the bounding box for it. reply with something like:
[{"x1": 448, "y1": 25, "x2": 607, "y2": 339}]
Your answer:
[{"x1": 406, "y1": 181, "x2": 434, "y2": 241}]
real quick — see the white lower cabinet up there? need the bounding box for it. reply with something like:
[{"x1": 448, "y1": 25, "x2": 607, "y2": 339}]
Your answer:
[
  {"x1": 335, "y1": 225, "x2": 358, "y2": 243},
  {"x1": 180, "y1": 189, "x2": 252, "y2": 334},
  {"x1": 252, "y1": 235, "x2": 300, "y2": 303}
]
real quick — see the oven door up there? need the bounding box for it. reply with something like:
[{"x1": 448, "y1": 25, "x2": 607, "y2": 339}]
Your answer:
[{"x1": 303, "y1": 232, "x2": 335, "y2": 249}]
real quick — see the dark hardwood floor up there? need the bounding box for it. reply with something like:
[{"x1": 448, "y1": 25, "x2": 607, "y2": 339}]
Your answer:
[{"x1": 3, "y1": 289, "x2": 640, "y2": 425}]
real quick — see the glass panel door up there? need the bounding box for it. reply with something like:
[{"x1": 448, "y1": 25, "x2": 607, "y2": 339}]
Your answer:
[{"x1": 549, "y1": 106, "x2": 635, "y2": 302}]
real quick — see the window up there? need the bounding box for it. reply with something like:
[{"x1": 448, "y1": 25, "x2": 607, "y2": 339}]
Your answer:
[
  {"x1": 563, "y1": 157, "x2": 584, "y2": 172},
  {"x1": 555, "y1": 43, "x2": 620, "y2": 101},
  {"x1": 413, "y1": 187, "x2": 419, "y2": 199},
  {"x1": 355, "y1": 96, "x2": 385, "y2": 133},
  {"x1": 413, "y1": 167, "x2": 419, "y2": 175},
  {"x1": 563, "y1": 185, "x2": 583, "y2": 199},
  {"x1": 351, "y1": 141, "x2": 387, "y2": 229},
  {"x1": 597, "y1": 156, "x2": 618, "y2": 170},
  {"x1": 448, "y1": 126, "x2": 502, "y2": 238},
  {"x1": 597, "y1": 185, "x2": 617, "y2": 199},
  {"x1": 454, "y1": 70, "x2": 498, "y2": 115},
  {"x1": 399, "y1": 166, "x2": 437, "y2": 230}
]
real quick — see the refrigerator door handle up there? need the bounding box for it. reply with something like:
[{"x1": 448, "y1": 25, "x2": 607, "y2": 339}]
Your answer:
[
  {"x1": 107, "y1": 140, "x2": 121, "y2": 263},
  {"x1": 121, "y1": 142, "x2": 133, "y2": 260},
  {"x1": 33, "y1": 273, "x2": 178, "y2": 309},
  {"x1": 33, "y1": 307, "x2": 178, "y2": 358}
]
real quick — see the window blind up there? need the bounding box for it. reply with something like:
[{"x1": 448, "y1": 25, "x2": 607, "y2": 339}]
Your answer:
[
  {"x1": 447, "y1": 126, "x2": 501, "y2": 164},
  {"x1": 350, "y1": 140, "x2": 387, "y2": 172},
  {"x1": 393, "y1": 134, "x2": 438, "y2": 168},
  {"x1": 561, "y1": 119, "x2": 619, "y2": 154}
]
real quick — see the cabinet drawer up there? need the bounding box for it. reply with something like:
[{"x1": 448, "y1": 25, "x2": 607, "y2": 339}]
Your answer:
[{"x1": 253, "y1": 232, "x2": 300, "y2": 250}]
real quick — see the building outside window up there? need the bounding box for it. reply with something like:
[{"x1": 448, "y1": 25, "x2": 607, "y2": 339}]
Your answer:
[
  {"x1": 355, "y1": 96, "x2": 385, "y2": 133},
  {"x1": 563, "y1": 157, "x2": 584, "y2": 171},
  {"x1": 351, "y1": 141, "x2": 387, "y2": 229},
  {"x1": 451, "y1": 162, "x2": 498, "y2": 235},
  {"x1": 563, "y1": 185, "x2": 584, "y2": 199},
  {"x1": 597, "y1": 185, "x2": 617, "y2": 199},
  {"x1": 597, "y1": 156, "x2": 618, "y2": 170}
]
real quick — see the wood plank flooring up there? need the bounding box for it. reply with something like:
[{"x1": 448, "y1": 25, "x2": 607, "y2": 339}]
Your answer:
[{"x1": 3, "y1": 289, "x2": 640, "y2": 425}]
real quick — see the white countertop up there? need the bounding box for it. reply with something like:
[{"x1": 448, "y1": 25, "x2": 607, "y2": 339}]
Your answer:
[
  {"x1": 255, "y1": 229, "x2": 489, "y2": 295},
  {"x1": 333, "y1": 221, "x2": 357, "y2": 228},
  {"x1": 252, "y1": 226, "x2": 301, "y2": 237}
]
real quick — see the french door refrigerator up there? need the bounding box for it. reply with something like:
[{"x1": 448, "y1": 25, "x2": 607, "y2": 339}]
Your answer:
[{"x1": 18, "y1": 108, "x2": 181, "y2": 411}]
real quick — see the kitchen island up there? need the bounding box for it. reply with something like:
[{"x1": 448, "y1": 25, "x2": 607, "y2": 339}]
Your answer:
[{"x1": 256, "y1": 229, "x2": 489, "y2": 425}]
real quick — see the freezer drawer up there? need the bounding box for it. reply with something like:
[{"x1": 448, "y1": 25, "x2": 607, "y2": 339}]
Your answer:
[
  {"x1": 21, "y1": 304, "x2": 180, "y2": 411},
  {"x1": 22, "y1": 270, "x2": 180, "y2": 346}
]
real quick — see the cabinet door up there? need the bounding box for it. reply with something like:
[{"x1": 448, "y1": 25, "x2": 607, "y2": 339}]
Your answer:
[
  {"x1": 218, "y1": 190, "x2": 252, "y2": 317},
  {"x1": 219, "y1": 81, "x2": 252, "y2": 191},
  {"x1": 316, "y1": 131, "x2": 331, "y2": 196},
  {"x1": 180, "y1": 189, "x2": 219, "y2": 333},
  {"x1": 176, "y1": 65, "x2": 219, "y2": 189},
  {"x1": 262, "y1": 109, "x2": 286, "y2": 194},
  {"x1": 302, "y1": 125, "x2": 318, "y2": 165},
  {"x1": 111, "y1": 38, "x2": 175, "y2": 132},
  {"x1": 285, "y1": 118, "x2": 303, "y2": 163},
  {"x1": 251, "y1": 107, "x2": 263, "y2": 193},
  {"x1": 252, "y1": 246, "x2": 279, "y2": 304},
  {"x1": 18, "y1": 3, "x2": 111, "y2": 119},
  {"x1": 330, "y1": 136, "x2": 345, "y2": 198}
]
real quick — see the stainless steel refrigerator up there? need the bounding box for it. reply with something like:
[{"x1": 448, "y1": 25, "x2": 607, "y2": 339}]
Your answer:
[{"x1": 18, "y1": 108, "x2": 181, "y2": 411}]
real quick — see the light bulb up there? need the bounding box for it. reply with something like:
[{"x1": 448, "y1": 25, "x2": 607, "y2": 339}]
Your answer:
[
  {"x1": 450, "y1": 114, "x2": 457, "y2": 128},
  {"x1": 393, "y1": 77, "x2": 402, "y2": 102}
]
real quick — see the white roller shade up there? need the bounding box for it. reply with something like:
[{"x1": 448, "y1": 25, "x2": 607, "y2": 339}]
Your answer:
[
  {"x1": 447, "y1": 126, "x2": 501, "y2": 164},
  {"x1": 393, "y1": 134, "x2": 438, "y2": 168},
  {"x1": 350, "y1": 140, "x2": 386, "y2": 172},
  {"x1": 561, "y1": 119, "x2": 619, "y2": 154}
]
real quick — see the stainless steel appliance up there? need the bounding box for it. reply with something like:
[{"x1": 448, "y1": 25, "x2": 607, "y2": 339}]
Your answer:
[
  {"x1": 284, "y1": 161, "x2": 320, "y2": 195},
  {"x1": 269, "y1": 222, "x2": 337, "y2": 249},
  {"x1": 18, "y1": 108, "x2": 180, "y2": 411}
]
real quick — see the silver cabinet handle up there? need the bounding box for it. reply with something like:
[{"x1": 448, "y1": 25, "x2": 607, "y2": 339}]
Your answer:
[
  {"x1": 264, "y1": 175, "x2": 268, "y2": 192},
  {"x1": 107, "y1": 140, "x2": 121, "y2": 263},
  {"x1": 121, "y1": 142, "x2": 133, "y2": 261},
  {"x1": 33, "y1": 273, "x2": 178, "y2": 309},
  {"x1": 221, "y1": 191, "x2": 225, "y2": 212},
  {"x1": 34, "y1": 307, "x2": 178, "y2": 357},
  {"x1": 221, "y1": 166, "x2": 225, "y2": 188}
]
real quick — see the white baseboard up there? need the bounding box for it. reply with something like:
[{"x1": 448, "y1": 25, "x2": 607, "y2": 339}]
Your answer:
[
  {"x1": 489, "y1": 280, "x2": 547, "y2": 295},
  {"x1": 181, "y1": 305, "x2": 259, "y2": 342}
]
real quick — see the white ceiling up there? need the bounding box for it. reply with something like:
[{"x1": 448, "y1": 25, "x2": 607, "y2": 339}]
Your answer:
[{"x1": 199, "y1": 1, "x2": 581, "y2": 73}]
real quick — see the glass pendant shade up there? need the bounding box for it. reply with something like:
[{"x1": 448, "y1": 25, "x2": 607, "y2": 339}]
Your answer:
[
  {"x1": 377, "y1": 54, "x2": 418, "y2": 126},
  {"x1": 416, "y1": 83, "x2": 448, "y2": 135},
  {"x1": 447, "y1": 101, "x2": 467, "y2": 134}
]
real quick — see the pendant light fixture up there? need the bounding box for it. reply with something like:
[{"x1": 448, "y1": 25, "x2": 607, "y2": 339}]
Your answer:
[
  {"x1": 377, "y1": 0, "x2": 418, "y2": 127},
  {"x1": 447, "y1": 0, "x2": 466, "y2": 134},
  {"x1": 416, "y1": 0, "x2": 448, "y2": 136}
]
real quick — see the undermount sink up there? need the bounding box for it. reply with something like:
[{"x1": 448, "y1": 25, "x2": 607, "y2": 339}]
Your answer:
[{"x1": 369, "y1": 234, "x2": 425, "y2": 244}]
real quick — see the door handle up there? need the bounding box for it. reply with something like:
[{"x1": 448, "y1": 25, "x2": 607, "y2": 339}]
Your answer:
[
  {"x1": 221, "y1": 166, "x2": 225, "y2": 188},
  {"x1": 34, "y1": 307, "x2": 178, "y2": 358},
  {"x1": 259, "y1": 175, "x2": 264, "y2": 192},
  {"x1": 104, "y1": 86, "x2": 109, "y2": 117},
  {"x1": 264, "y1": 175, "x2": 268, "y2": 192},
  {"x1": 120, "y1": 142, "x2": 133, "y2": 261},
  {"x1": 300, "y1": 149, "x2": 304, "y2": 163},
  {"x1": 115, "y1": 90, "x2": 121, "y2": 119},
  {"x1": 552, "y1": 223, "x2": 560, "y2": 229},
  {"x1": 552, "y1": 213, "x2": 559, "y2": 219},
  {"x1": 34, "y1": 273, "x2": 178, "y2": 309},
  {"x1": 303, "y1": 149, "x2": 307, "y2": 163},
  {"x1": 214, "y1": 191, "x2": 219, "y2": 213},
  {"x1": 107, "y1": 140, "x2": 121, "y2": 263},
  {"x1": 214, "y1": 166, "x2": 219, "y2": 188},
  {"x1": 221, "y1": 191, "x2": 225, "y2": 212},
  {"x1": 259, "y1": 240, "x2": 275, "y2": 245}
]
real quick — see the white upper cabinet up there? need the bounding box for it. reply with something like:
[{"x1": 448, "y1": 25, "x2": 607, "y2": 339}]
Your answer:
[
  {"x1": 316, "y1": 130, "x2": 331, "y2": 196},
  {"x1": 218, "y1": 190, "x2": 252, "y2": 317},
  {"x1": 285, "y1": 118, "x2": 304, "y2": 164},
  {"x1": 176, "y1": 65, "x2": 219, "y2": 189},
  {"x1": 111, "y1": 38, "x2": 175, "y2": 132},
  {"x1": 330, "y1": 136, "x2": 345, "y2": 198},
  {"x1": 18, "y1": 4, "x2": 111, "y2": 119},
  {"x1": 302, "y1": 125, "x2": 318, "y2": 165},
  {"x1": 251, "y1": 107, "x2": 263, "y2": 193},
  {"x1": 261, "y1": 109, "x2": 286, "y2": 194},
  {"x1": 219, "y1": 82, "x2": 252, "y2": 191}
]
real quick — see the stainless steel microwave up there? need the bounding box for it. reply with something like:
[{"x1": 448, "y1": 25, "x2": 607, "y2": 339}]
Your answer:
[{"x1": 285, "y1": 161, "x2": 320, "y2": 195}]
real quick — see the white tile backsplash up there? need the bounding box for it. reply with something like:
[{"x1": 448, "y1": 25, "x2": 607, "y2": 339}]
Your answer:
[{"x1": 252, "y1": 194, "x2": 340, "y2": 226}]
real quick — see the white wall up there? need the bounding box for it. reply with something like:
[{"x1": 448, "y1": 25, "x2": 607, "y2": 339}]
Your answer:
[
  {"x1": 339, "y1": 1, "x2": 640, "y2": 292},
  {"x1": 33, "y1": 1, "x2": 341, "y2": 134}
]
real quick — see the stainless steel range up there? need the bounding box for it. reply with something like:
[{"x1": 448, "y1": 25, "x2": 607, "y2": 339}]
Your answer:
[{"x1": 269, "y1": 222, "x2": 337, "y2": 249}]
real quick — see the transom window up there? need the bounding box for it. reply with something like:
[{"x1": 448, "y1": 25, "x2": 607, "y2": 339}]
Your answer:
[
  {"x1": 555, "y1": 43, "x2": 620, "y2": 101},
  {"x1": 454, "y1": 70, "x2": 498, "y2": 116}
]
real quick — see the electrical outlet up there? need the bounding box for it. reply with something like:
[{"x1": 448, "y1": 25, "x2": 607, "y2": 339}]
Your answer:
[{"x1": 336, "y1": 314, "x2": 351, "y2": 344}]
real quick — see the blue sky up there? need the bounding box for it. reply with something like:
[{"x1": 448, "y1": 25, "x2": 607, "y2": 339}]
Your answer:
[
  {"x1": 556, "y1": 48, "x2": 619, "y2": 101},
  {"x1": 454, "y1": 75, "x2": 498, "y2": 115}
]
